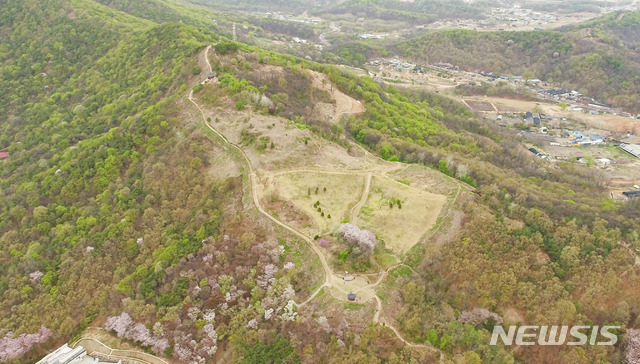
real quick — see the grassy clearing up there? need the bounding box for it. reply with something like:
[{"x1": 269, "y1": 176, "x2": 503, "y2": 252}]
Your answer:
[
  {"x1": 344, "y1": 302, "x2": 366, "y2": 311},
  {"x1": 374, "y1": 248, "x2": 399, "y2": 269},
  {"x1": 358, "y1": 176, "x2": 447, "y2": 254},
  {"x1": 268, "y1": 172, "x2": 365, "y2": 235},
  {"x1": 390, "y1": 265, "x2": 413, "y2": 279}
]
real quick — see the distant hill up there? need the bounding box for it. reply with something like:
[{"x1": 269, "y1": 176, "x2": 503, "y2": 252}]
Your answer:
[
  {"x1": 188, "y1": 0, "x2": 335, "y2": 12},
  {"x1": 313, "y1": 0, "x2": 486, "y2": 23},
  {"x1": 398, "y1": 11, "x2": 640, "y2": 112}
]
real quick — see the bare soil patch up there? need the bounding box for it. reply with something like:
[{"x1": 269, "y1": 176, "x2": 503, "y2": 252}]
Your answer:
[
  {"x1": 308, "y1": 70, "x2": 365, "y2": 121},
  {"x1": 464, "y1": 99, "x2": 496, "y2": 112},
  {"x1": 194, "y1": 90, "x2": 374, "y2": 171}
]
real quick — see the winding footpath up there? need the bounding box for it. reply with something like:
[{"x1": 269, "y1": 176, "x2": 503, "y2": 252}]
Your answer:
[
  {"x1": 349, "y1": 173, "x2": 372, "y2": 225},
  {"x1": 190, "y1": 46, "x2": 445, "y2": 362}
]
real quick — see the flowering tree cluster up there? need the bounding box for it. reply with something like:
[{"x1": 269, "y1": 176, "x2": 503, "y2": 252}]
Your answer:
[
  {"x1": 105, "y1": 312, "x2": 168, "y2": 354},
  {"x1": 339, "y1": 223, "x2": 377, "y2": 252},
  {"x1": 457, "y1": 308, "x2": 504, "y2": 326},
  {"x1": 246, "y1": 319, "x2": 258, "y2": 330},
  {"x1": 257, "y1": 264, "x2": 278, "y2": 288},
  {"x1": 265, "y1": 308, "x2": 275, "y2": 321},
  {"x1": 0, "y1": 326, "x2": 51, "y2": 362},
  {"x1": 316, "y1": 316, "x2": 331, "y2": 333},
  {"x1": 318, "y1": 238, "x2": 330, "y2": 247},
  {"x1": 626, "y1": 329, "x2": 640, "y2": 363},
  {"x1": 269, "y1": 245, "x2": 285, "y2": 262},
  {"x1": 187, "y1": 307, "x2": 201, "y2": 321},
  {"x1": 202, "y1": 253, "x2": 213, "y2": 263},
  {"x1": 202, "y1": 309, "x2": 216, "y2": 323},
  {"x1": 281, "y1": 300, "x2": 298, "y2": 322},
  {"x1": 29, "y1": 271, "x2": 44, "y2": 283},
  {"x1": 173, "y1": 342, "x2": 194, "y2": 362},
  {"x1": 283, "y1": 284, "x2": 295, "y2": 300}
]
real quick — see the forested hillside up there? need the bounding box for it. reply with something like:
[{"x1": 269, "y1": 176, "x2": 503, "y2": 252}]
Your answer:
[
  {"x1": 322, "y1": 48, "x2": 640, "y2": 364},
  {"x1": 398, "y1": 11, "x2": 640, "y2": 112},
  {"x1": 0, "y1": 0, "x2": 229, "y2": 358},
  {"x1": 0, "y1": 1, "x2": 445, "y2": 363}
]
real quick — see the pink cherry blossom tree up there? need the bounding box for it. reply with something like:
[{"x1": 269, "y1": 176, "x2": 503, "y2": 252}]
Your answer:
[
  {"x1": 105, "y1": 312, "x2": 133, "y2": 338},
  {"x1": 0, "y1": 326, "x2": 51, "y2": 362},
  {"x1": 339, "y1": 223, "x2": 377, "y2": 252},
  {"x1": 626, "y1": 329, "x2": 640, "y2": 363},
  {"x1": 458, "y1": 308, "x2": 504, "y2": 326},
  {"x1": 105, "y1": 312, "x2": 168, "y2": 354},
  {"x1": 29, "y1": 271, "x2": 44, "y2": 283}
]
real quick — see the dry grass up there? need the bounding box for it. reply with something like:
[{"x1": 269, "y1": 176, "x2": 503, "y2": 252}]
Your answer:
[
  {"x1": 358, "y1": 176, "x2": 447, "y2": 254},
  {"x1": 263, "y1": 172, "x2": 366, "y2": 236}
]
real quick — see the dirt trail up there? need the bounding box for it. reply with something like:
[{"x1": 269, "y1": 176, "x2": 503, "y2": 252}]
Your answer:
[
  {"x1": 309, "y1": 70, "x2": 365, "y2": 121},
  {"x1": 191, "y1": 46, "x2": 445, "y2": 361},
  {"x1": 350, "y1": 173, "x2": 372, "y2": 224},
  {"x1": 190, "y1": 47, "x2": 332, "y2": 302}
]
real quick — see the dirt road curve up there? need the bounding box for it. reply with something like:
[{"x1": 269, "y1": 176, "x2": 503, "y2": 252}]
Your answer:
[
  {"x1": 72, "y1": 335, "x2": 168, "y2": 364},
  {"x1": 190, "y1": 46, "x2": 444, "y2": 362}
]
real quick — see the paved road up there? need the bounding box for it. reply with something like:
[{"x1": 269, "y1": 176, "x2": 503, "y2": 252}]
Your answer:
[{"x1": 72, "y1": 336, "x2": 168, "y2": 364}]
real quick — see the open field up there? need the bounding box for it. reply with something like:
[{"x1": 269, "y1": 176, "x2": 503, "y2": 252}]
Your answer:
[
  {"x1": 459, "y1": 95, "x2": 640, "y2": 133},
  {"x1": 193, "y1": 67, "x2": 377, "y2": 172},
  {"x1": 261, "y1": 171, "x2": 366, "y2": 236},
  {"x1": 358, "y1": 176, "x2": 448, "y2": 254}
]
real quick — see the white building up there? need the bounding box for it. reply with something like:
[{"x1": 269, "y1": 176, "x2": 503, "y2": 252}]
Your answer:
[
  {"x1": 37, "y1": 344, "x2": 121, "y2": 364},
  {"x1": 620, "y1": 143, "x2": 640, "y2": 158}
]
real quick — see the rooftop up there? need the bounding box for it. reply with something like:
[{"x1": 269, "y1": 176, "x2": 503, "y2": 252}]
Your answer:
[
  {"x1": 37, "y1": 344, "x2": 120, "y2": 364},
  {"x1": 623, "y1": 191, "x2": 640, "y2": 198},
  {"x1": 620, "y1": 143, "x2": 640, "y2": 158}
]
